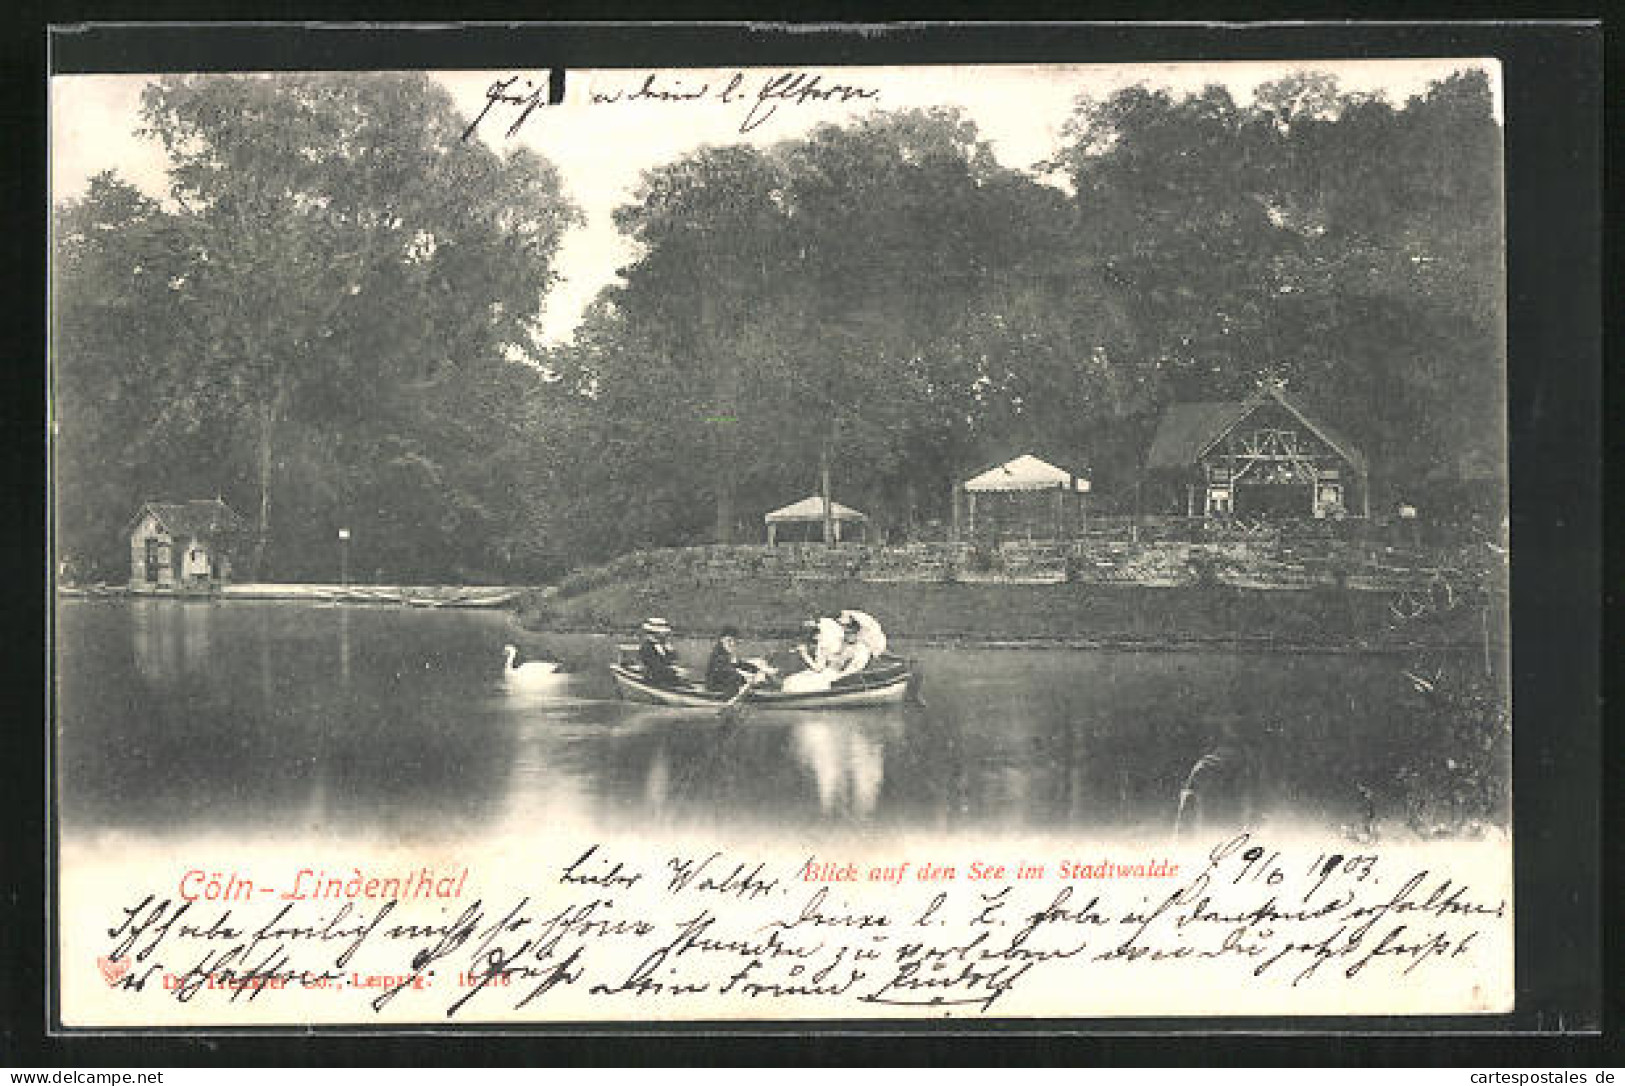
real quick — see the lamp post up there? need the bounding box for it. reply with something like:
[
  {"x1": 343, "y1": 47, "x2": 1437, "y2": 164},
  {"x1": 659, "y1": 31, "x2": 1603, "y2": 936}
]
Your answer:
[{"x1": 337, "y1": 527, "x2": 350, "y2": 588}]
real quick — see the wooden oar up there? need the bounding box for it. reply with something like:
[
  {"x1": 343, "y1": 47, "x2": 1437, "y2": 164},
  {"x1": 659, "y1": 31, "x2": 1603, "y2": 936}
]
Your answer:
[
  {"x1": 717, "y1": 676, "x2": 756, "y2": 721},
  {"x1": 904, "y1": 658, "x2": 928, "y2": 708}
]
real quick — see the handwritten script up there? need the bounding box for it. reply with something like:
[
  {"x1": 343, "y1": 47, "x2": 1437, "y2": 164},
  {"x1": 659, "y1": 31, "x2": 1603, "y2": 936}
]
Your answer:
[
  {"x1": 463, "y1": 70, "x2": 882, "y2": 141},
  {"x1": 84, "y1": 834, "x2": 1510, "y2": 1022}
]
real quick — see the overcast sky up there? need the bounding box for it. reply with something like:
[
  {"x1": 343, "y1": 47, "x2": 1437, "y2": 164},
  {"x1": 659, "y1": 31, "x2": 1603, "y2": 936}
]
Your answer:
[{"x1": 52, "y1": 60, "x2": 1497, "y2": 344}]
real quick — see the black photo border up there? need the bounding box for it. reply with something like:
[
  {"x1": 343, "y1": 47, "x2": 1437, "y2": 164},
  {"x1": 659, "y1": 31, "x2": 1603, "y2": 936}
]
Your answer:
[{"x1": 6, "y1": 13, "x2": 1608, "y2": 1067}]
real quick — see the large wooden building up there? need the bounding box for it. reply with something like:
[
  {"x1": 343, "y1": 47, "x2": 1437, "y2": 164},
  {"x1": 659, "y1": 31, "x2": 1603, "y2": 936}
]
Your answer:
[
  {"x1": 1144, "y1": 385, "x2": 1369, "y2": 520},
  {"x1": 128, "y1": 499, "x2": 248, "y2": 591}
]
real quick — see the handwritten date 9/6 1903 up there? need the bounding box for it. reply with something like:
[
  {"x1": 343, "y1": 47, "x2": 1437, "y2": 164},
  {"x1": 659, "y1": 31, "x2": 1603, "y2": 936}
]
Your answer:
[{"x1": 94, "y1": 835, "x2": 1507, "y2": 1018}]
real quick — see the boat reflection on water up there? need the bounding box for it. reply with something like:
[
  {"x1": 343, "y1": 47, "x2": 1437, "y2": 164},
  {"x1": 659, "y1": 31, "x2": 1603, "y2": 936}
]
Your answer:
[
  {"x1": 789, "y1": 715, "x2": 901, "y2": 819},
  {"x1": 509, "y1": 701, "x2": 908, "y2": 831}
]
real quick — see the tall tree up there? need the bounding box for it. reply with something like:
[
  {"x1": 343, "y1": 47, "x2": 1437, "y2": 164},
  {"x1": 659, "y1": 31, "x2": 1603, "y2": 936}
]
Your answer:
[
  {"x1": 131, "y1": 73, "x2": 576, "y2": 576},
  {"x1": 594, "y1": 108, "x2": 1102, "y2": 545},
  {"x1": 52, "y1": 174, "x2": 216, "y2": 575},
  {"x1": 609, "y1": 144, "x2": 794, "y2": 543},
  {"x1": 1054, "y1": 70, "x2": 1504, "y2": 503}
]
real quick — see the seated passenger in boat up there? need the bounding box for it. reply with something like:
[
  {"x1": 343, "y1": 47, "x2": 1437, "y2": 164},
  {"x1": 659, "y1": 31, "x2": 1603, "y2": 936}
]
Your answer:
[
  {"x1": 705, "y1": 626, "x2": 774, "y2": 694},
  {"x1": 838, "y1": 609, "x2": 888, "y2": 657},
  {"x1": 781, "y1": 616, "x2": 844, "y2": 694},
  {"x1": 828, "y1": 620, "x2": 874, "y2": 683},
  {"x1": 637, "y1": 617, "x2": 683, "y2": 688},
  {"x1": 803, "y1": 616, "x2": 844, "y2": 669}
]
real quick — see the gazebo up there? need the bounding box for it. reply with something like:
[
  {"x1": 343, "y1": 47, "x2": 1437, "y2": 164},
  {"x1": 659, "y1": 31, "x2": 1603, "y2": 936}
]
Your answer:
[
  {"x1": 953, "y1": 454, "x2": 1090, "y2": 541},
  {"x1": 764, "y1": 495, "x2": 869, "y2": 545}
]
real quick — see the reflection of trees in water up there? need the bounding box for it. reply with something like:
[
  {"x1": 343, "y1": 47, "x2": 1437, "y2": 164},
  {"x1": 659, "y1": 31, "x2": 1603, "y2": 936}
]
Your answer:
[
  {"x1": 338, "y1": 606, "x2": 351, "y2": 688},
  {"x1": 257, "y1": 607, "x2": 273, "y2": 702},
  {"x1": 643, "y1": 747, "x2": 670, "y2": 808},
  {"x1": 69, "y1": 602, "x2": 326, "y2": 829},
  {"x1": 316, "y1": 680, "x2": 520, "y2": 833},
  {"x1": 1047, "y1": 716, "x2": 1088, "y2": 825},
  {"x1": 130, "y1": 599, "x2": 215, "y2": 685},
  {"x1": 901, "y1": 690, "x2": 1100, "y2": 831},
  {"x1": 902, "y1": 709, "x2": 968, "y2": 833},
  {"x1": 897, "y1": 656, "x2": 1274, "y2": 833},
  {"x1": 78, "y1": 603, "x2": 521, "y2": 834}
]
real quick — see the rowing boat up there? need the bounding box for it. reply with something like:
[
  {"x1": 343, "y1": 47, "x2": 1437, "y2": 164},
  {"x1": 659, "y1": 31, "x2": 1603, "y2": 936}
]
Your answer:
[{"x1": 610, "y1": 655, "x2": 913, "y2": 710}]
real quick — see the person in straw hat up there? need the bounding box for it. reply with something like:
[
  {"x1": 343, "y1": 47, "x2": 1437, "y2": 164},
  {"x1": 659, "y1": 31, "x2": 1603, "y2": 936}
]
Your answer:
[{"x1": 637, "y1": 617, "x2": 683, "y2": 688}]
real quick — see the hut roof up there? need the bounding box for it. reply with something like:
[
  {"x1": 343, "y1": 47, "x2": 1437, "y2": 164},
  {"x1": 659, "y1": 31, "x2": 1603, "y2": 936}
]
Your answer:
[
  {"x1": 764, "y1": 496, "x2": 868, "y2": 524},
  {"x1": 132, "y1": 499, "x2": 249, "y2": 538},
  {"x1": 963, "y1": 453, "x2": 1088, "y2": 493},
  {"x1": 1145, "y1": 386, "x2": 1366, "y2": 474}
]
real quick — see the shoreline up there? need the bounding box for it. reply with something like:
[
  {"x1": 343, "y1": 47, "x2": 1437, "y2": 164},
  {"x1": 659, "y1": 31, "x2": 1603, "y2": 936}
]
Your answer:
[
  {"x1": 55, "y1": 592, "x2": 1478, "y2": 654},
  {"x1": 515, "y1": 575, "x2": 1498, "y2": 657},
  {"x1": 58, "y1": 582, "x2": 525, "y2": 608},
  {"x1": 58, "y1": 576, "x2": 1499, "y2": 656},
  {"x1": 510, "y1": 620, "x2": 1481, "y2": 656},
  {"x1": 54, "y1": 590, "x2": 1486, "y2": 655}
]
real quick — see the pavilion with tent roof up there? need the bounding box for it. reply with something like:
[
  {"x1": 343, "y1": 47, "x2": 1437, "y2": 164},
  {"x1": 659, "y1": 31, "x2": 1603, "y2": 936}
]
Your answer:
[
  {"x1": 764, "y1": 495, "x2": 870, "y2": 545},
  {"x1": 951, "y1": 454, "x2": 1091, "y2": 542}
]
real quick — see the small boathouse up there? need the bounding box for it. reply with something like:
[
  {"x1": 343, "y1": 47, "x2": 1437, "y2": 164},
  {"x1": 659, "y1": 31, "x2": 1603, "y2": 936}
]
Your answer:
[{"x1": 128, "y1": 499, "x2": 248, "y2": 592}]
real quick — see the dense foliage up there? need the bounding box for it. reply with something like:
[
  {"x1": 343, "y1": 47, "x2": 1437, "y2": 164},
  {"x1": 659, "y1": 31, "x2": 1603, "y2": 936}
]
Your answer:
[
  {"x1": 538, "y1": 70, "x2": 1503, "y2": 561},
  {"x1": 53, "y1": 69, "x2": 1503, "y2": 582},
  {"x1": 54, "y1": 73, "x2": 576, "y2": 580}
]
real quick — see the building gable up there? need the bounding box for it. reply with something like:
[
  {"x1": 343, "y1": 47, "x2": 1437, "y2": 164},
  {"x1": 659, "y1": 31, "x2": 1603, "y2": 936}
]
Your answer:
[
  {"x1": 1145, "y1": 402, "x2": 1255, "y2": 471},
  {"x1": 129, "y1": 499, "x2": 249, "y2": 541},
  {"x1": 1146, "y1": 386, "x2": 1365, "y2": 476},
  {"x1": 129, "y1": 511, "x2": 166, "y2": 542}
]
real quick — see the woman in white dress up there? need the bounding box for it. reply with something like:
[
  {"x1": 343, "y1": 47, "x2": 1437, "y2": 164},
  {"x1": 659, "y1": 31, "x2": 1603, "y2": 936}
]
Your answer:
[
  {"x1": 781, "y1": 616, "x2": 845, "y2": 693},
  {"x1": 837, "y1": 609, "x2": 887, "y2": 657}
]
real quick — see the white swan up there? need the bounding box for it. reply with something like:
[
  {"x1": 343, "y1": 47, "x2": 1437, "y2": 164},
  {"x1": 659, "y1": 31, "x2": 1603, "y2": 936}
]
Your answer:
[{"x1": 502, "y1": 644, "x2": 562, "y2": 685}]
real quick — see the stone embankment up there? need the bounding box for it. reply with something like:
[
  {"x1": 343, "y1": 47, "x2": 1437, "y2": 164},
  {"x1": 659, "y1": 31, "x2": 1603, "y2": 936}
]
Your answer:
[
  {"x1": 519, "y1": 541, "x2": 1503, "y2": 651},
  {"x1": 548, "y1": 539, "x2": 1486, "y2": 592}
]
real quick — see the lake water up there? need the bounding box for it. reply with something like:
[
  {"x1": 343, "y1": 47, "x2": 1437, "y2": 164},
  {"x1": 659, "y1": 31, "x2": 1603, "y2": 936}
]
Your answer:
[{"x1": 54, "y1": 599, "x2": 1449, "y2": 843}]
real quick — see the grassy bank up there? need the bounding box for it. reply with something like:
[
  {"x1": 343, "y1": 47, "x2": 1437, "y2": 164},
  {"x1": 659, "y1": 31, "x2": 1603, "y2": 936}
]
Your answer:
[{"x1": 517, "y1": 576, "x2": 1488, "y2": 651}]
